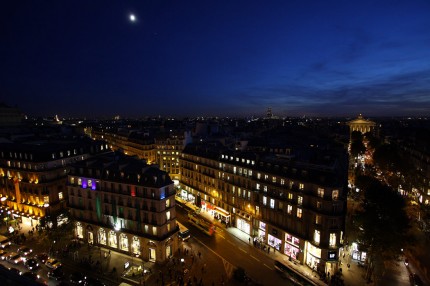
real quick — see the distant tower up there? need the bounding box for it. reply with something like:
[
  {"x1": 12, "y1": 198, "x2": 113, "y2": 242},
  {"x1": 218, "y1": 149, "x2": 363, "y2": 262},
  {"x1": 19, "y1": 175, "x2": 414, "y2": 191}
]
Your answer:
[{"x1": 266, "y1": 107, "x2": 273, "y2": 119}]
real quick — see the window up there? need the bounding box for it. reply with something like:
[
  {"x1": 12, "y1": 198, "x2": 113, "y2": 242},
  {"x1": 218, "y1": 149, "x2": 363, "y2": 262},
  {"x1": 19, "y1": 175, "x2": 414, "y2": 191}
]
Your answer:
[
  {"x1": 279, "y1": 201, "x2": 283, "y2": 210},
  {"x1": 270, "y1": 199, "x2": 275, "y2": 209},
  {"x1": 287, "y1": 205, "x2": 292, "y2": 214},
  {"x1": 318, "y1": 188, "x2": 324, "y2": 198},
  {"x1": 256, "y1": 183, "x2": 260, "y2": 190},
  {"x1": 329, "y1": 233, "x2": 336, "y2": 247},
  {"x1": 288, "y1": 193, "x2": 293, "y2": 200},
  {"x1": 315, "y1": 215, "x2": 321, "y2": 225},
  {"x1": 152, "y1": 226, "x2": 157, "y2": 235},
  {"x1": 264, "y1": 175, "x2": 268, "y2": 180},
  {"x1": 59, "y1": 192, "x2": 63, "y2": 200},
  {"x1": 272, "y1": 177, "x2": 276, "y2": 183},
  {"x1": 317, "y1": 201, "x2": 322, "y2": 209},
  {"x1": 88, "y1": 180, "x2": 92, "y2": 188},
  {"x1": 332, "y1": 190, "x2": 339, "y2": 200},
  {"x1": 298, "y1": 196, "x2": 303, "y2": 206},
  {"x1": 299, "y1": 183, "x2": 304, "y2": 190},
  {"x1": 263, "y1": 186, "x2": 267, "y2": 192},
  {"x1": 297, "y1": 208, "x2": 302, "y2": 218},
  {"x1": 44, "y1": 196, "x2": 49, "y2": 204},
  {"x1": 314, "y1": 230, "x2": 320, "y2": 244},
  {"x1": 166, "y1": 211, "x2": 171, "y2": 221},
  {"x1": 78, "y1": 178, "x2": 82, "y2": 186},
  {"x1": 263, "y1": 196, "x2": 267, "y2": 206},
  {"x1": 257, "y1": 173, "x2": 261, "y2": 179},
  {"x1": 166, "y1": 199, "x2": 170, "y2": 208},
  {"x1": 280, "y1": 179, "x2": 285, "y2": 185},
  {"x1": 70, "y1": 177, "x2": 75, "y2": 184}
]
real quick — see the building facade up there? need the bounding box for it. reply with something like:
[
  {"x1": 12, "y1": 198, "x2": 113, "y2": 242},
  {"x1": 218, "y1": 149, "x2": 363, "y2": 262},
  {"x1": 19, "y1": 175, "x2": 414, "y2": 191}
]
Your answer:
[
  {"x1": 68, "y1": 152, "x2": 178, "y2": 263},
  {"x1": 0, "y1": 139, "x2": 107, "y2": 228},
  {"x1": 180, "y1": 142, "x2": 347, "y2": 274},
  {"x1": 347, "y1": 114, "x2": 376, "y2": 135}
]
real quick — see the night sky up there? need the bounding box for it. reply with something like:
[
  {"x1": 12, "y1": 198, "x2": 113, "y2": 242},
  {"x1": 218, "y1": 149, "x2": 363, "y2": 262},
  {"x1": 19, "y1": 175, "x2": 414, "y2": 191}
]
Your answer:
[{"x1": 1, "y1": 1, "x2": 430, "y2": 118}]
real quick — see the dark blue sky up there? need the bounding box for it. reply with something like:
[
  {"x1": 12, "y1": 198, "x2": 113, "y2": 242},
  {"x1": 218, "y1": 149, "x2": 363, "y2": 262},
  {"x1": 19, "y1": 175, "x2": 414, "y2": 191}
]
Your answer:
[{"x1": 1, "y1": 1, "x2": 430, "y2": 118}]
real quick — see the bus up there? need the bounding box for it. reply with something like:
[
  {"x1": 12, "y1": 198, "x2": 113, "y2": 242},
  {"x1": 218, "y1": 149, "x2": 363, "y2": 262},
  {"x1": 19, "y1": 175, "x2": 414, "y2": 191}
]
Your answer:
[
  {"x1": 0, "y1": 235, "x2": 11, "y2": 249},
  {"x1": 177, "y1": 222, "x2": 191, "y2": 241},
  {"x1": 274, "y1": 260, "x2": 317, "y2": 286},
  {"x1": 188, "y1": 211, "x2": 215, "y2": 236}
]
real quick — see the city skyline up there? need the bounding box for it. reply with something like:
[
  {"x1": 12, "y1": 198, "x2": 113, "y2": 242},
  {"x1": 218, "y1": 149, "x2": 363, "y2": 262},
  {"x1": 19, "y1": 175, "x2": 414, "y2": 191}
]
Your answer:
[{"x1": 1, "y1": 1, "x2": 430, "y2": 118}]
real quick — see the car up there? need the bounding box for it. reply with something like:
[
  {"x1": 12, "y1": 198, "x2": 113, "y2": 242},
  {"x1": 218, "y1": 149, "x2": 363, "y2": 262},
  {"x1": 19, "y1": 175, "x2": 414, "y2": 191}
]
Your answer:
[
  {"x1": 45, "y1": 258, "x2": 62, "y2": 269},
  {"x1": 48, "y1": 266, "x2": 64, "y2": 281},
  {"x1": 18, "y1": 246, "x2": 33, "y2": 256},
  {"x1": 25, "y1": 257, "x2": 40, "y2": 270},
  {"x1": 8, "y1": 267, "x2": 23, "y2": 276},
  {"x1": 22, "y1": 271, "x2": 41, "y2": 280},
  {"x1": 35, "y1": 252, "x2": 49, "y2": 263},
  {"x1": 0, "y1": 250, "x2": 8, "y2": 260},
  {"x1": 70, "y1": 271, "x2": 87, "y2": 284},
  {"x1": 6, "y1": 252, "x2": 23, "y2": 264},
  {"x1": 84, "y1": 276, "x2": 105, "y2": 286}
]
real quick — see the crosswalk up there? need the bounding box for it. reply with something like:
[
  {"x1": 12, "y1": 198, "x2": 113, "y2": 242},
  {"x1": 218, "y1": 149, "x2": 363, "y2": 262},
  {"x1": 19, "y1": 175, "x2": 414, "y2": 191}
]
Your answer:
[{"x1": 222, "y1": 258, "x2": 235, "y2": 279}]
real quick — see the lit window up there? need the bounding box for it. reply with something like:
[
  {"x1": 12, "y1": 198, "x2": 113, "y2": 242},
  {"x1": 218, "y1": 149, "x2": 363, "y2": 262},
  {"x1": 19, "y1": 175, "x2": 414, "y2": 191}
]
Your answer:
[
  {"x1": 166, "y1": 211, "x2": 171, "y2": 221},
  {"x1": 256, "y1": 183, "x2": 260, "y2": 190},
  {"x1": 88, "y1": 180, "x2": 92, "y2": 188},
  {"x1": 263, "y1": 196, "x2": 267, "y2": 205},
  {"x1": 318, "y1": 188, "x2": 324, "y2": 198},
  {"x1": 263, "y1": 186, "x2": 267, "y2": 192},
  {"x1": 298, "y1": 196, "x2": 303, "y2": 205},
  {"x1": 166, "y1": 199, "x2": 170, "y2": 208},
  {"x1": 297, "y1": 208, "x2": 302, "y2": 218},
  {"x1": 270, "y1": 199, "x2": 275, "y2": 209},
  {"x1": 44, "y1": 196, "x2": 49, "y2": 204},
  {"x1": 70, "y1": 177, "x2": 75, "y2": 184},
  {"x1": 280, "y1": 179, "x2": 285, "y2": 185},
  {"x1": 288, "y1": 193, "x2": 293, "y2": 200},
  {"x1": 78, "y1": 178, "x2": 82, "y2": 186},
  {"x1": 287, "y1": 205, "x2": 292, "y2": 214},
  {"x1": 264, "y1": 175, "x2": 268, "y2": 180},
  {"x1": 314, "y1": 230, "x2": 320, "y2": 244},
  {"x1": 330, "y1": 233, "x2": 336, "y2": 247},
  {"x1": 272, "y1": 177, "x2": 276, "y2": 183},
  {"x1": 317, "y1": 201, "x2": 322, "y2": 209},
  {"x1": 59, "y1": 192, "x2": 63, "y2": 200},
  {"x1": 299, "y1": 183, "x2": 304, "y2": 190},
  {"x1": 315, "y1": 215, "x2": 321, "y2": 225},
  {"x1": 257, "y1": 173, "x2": 261, "y2": 179},
  {"x1": 332, "y1": 190, "x2": 339, "y2": 200}
]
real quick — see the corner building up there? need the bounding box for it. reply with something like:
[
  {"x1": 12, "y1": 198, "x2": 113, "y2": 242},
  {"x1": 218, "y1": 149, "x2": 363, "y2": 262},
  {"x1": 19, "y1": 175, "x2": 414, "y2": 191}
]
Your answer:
[
  {"x1": 180, "y1": 143, "x2": 347, "y2": 274},
  {"x1": 68, "y1": 152, "x2": 178, "y2": 263}
]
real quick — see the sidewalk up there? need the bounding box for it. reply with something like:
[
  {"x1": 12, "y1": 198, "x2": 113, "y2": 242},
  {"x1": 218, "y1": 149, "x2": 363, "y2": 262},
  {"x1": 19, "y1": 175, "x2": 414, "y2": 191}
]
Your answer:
[{"x1": 224, "y1": 225, "x2": 371, "y2": 286}]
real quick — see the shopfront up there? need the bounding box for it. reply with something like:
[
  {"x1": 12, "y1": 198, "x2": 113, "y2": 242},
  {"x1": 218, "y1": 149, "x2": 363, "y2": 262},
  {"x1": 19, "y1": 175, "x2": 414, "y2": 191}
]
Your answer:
[
  {"x1": 98, "y1": 228, "x2": 106, "y2": 245},
  {"x1": 306, "y1": 242, "x2": 321, "y2": 271},
  {"x1": 236, "y1": 211, "x2": 251, "y2": 235},
  {"x1": 119, "y1": 233, "x2": 129, "y2": 251},
  {"x1": 258, "y1": 221, "x2": 266, "y2": 241},
  {"x1": 131, "y1": 236, "x2": 140, "y2": 255},
  {"x1": 284, "y1": 233, "x2": 300, "y2": 260},
  {"x1": 76, "y1": 222, "x2": 83, "y2": 239},
  {"x1": 351, "y1": 242, "x2": 367, "y2": 262},
  {"x1": 108, "y1": 230, "x2": 118, "y2": 248},
  {"x1": 268, "y1": 234, "x2": 282, "y2": 251},
  {"x1": 214, "y1": 207, "x2": 230, "y2": 224}
]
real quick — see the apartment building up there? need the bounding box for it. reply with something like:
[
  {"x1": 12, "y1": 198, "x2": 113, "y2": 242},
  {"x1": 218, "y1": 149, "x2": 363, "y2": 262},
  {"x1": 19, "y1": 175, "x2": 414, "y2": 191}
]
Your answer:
[
  {"x1": 0, "y1": 139, "x2": 107, "y2": 228},
  {"x1": 68, "y1": 152, "x2": 178, "y2": 263},
  {"x1": 180, "y1": 142, "x2": 347, "y2": 274}
]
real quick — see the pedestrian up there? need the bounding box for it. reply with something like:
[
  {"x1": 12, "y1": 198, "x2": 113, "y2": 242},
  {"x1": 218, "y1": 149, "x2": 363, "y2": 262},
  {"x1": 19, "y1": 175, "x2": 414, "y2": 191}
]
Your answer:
[
  {"x1": 249, "y1": 237, "x2": 251, "y2": 244},
  {"x1": 267, "y1": 246, "x2": 270, "y2": 253}
]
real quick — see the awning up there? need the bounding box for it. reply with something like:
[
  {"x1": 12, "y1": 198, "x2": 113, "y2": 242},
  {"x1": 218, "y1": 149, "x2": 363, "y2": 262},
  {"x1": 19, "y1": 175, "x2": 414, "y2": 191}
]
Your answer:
[{"x1": 214, "y1": 207, "x2": 230, "y2": 217}]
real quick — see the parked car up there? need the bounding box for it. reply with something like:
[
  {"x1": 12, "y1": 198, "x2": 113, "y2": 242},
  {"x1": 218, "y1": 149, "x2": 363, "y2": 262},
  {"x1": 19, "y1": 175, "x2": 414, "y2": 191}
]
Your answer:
[
  {"x1": 8, "y1": 267, "x2": 23, "y2": 275},
  {"x1": 0, "y1": 250, "x2": 8, "y2": 260},
  {"x1": 48, "y1": 266, "x2": 64, "y2": 281},
  {"x1": 18, "y1": 246, "x2": 33, "y2": 256},
  {"x1": 6, "y1": 252, "x2": 23, "y2": 264},
  {"x1": 35, "y1": 252, "x2": 49, "y2": 263},
  {"x1": 84, "y1": 276, "x2": 105, "y2": 286},
  {"x1": 25, "y1": 258, "x2": 39, "y2": 270},
  {"x1": 70, "y1": 271, "x2": 86, "y2": 284},
  {"x1": 45, "y1": 258, "x2": 62, "y2": 269}
]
